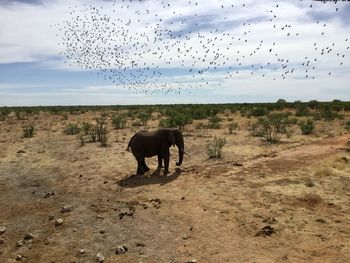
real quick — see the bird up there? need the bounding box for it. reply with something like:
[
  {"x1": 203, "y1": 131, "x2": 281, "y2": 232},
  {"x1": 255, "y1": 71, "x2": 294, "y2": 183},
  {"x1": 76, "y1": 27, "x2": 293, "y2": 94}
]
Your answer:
[{"x1": 55, "y1": 0, "x2": 348, "y2": 94}]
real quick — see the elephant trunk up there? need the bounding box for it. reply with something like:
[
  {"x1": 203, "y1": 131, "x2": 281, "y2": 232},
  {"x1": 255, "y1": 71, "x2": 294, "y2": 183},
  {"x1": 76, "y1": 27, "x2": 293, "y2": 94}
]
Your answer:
[{"x1": 176, "y1": 137, "x2": 184, "y2": 166}]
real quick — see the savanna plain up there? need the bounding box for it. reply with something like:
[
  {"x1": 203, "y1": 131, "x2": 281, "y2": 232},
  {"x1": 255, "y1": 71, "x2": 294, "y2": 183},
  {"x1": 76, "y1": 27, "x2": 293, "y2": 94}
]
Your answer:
[{"x1": 0, "y1": 102, "x2": 350, "y2": 263}]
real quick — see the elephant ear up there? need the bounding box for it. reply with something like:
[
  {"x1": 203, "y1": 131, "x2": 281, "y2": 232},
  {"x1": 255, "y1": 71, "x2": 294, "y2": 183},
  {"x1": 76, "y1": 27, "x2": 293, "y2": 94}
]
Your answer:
[{"x1": 168, "y1": 130, "x2": 176, "y2": 146}]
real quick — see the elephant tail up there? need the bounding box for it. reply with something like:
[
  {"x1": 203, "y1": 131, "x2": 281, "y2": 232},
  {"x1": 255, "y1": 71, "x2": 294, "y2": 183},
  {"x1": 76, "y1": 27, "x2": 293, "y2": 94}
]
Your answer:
[
  {"x1": 126, "y1": 140, "x2": 131, "y2": 151},
  {"x1": 126, "y1": 133, "x2": 137, "y2": 151}
]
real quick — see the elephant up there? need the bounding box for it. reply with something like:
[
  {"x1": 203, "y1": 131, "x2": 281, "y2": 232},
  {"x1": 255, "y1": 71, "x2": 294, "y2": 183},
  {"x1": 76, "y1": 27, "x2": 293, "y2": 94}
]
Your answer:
[{"x1": 127, "y1": 128, "x2": 185, "y2": 175}]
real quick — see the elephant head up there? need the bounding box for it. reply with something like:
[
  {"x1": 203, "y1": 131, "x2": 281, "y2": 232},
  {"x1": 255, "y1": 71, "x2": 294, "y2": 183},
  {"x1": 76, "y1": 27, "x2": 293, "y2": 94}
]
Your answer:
[{"x1": 168, "y1": 129, "x2": 185, "y2": 166}]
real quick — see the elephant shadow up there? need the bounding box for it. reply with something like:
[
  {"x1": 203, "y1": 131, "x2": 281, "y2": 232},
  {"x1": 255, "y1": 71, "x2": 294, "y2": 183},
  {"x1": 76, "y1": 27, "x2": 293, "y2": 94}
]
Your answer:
[{"x1": 117, "y1": 168, "x2": 182, "y2": 188}]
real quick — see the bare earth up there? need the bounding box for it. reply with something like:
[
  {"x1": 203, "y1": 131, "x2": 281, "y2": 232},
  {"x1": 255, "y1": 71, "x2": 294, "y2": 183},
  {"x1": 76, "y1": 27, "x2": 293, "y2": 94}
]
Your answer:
[{"x1": 0, "y1": 112, "x2": 350, "y2": 263}]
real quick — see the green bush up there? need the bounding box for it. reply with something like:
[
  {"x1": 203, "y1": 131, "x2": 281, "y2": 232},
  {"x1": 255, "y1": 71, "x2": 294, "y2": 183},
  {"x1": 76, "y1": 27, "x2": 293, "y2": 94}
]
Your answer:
[
  {"x1": 321, "y1": 106, "x2": 339, "y2": 121},
  {"x1": 206, "y1": 136, "x2": 226, "y2": 158},
  {"x1": 112, "y1": 115, "x2": 127, "y2": 129},
  {"x1": 64, "y1": 123, "x2": 81, "y2": 135},
  {"x1": 252, "y1": 113, "x2": 290, "y2": 142},
  {"x1": 299, "y1": 119, "x2": 315, "y2": 135},
  {"x1": 137, "y1": 112, "x2": 151, "y2": 126},
  {"x1": 249, "y1": 107, "x2": 268, "y2": 117},
  {"x1": 295, "y1": 106, "x2": 310, "y2": 117},
  {"x1": 23, "y1": 124, "x2": 35, "y2": 138},
  {"x1": 159, "y1": 114, "x2": 192, "y2": 130}
]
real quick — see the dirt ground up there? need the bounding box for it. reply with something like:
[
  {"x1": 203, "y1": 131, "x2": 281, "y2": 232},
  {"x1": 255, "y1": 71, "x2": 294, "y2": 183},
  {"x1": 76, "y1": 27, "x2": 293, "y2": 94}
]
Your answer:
[{"x1": 0, "y1": 111, "x2": 350, "y2": 263}]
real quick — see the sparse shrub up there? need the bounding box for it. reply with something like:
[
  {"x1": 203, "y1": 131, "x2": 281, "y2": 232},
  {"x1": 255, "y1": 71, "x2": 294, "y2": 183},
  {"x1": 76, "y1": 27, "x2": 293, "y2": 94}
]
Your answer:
[
  {"x1": 249, "y1": 107, "x2": 268, "y2": 117},
  {"x1": 228, "y1": 122, "x2": 239, "y2": 134},
  {"x1": 299, "y1": 119, "x2": 315, "y2": 135},
  {"x1": 346, "y1": 139, "x2": 350, "y2": 152},
  {"x1": 207, "y1": 115, "x2": 221, "y2": 129},
  {"x1": 87, "y1": 125, "x2": 97, "y2": 142},
  {"x1": 16, "y1": 111, "x2": 24, "y2": 120},
  {"x1": 81, "y1": 121, "x2": 93, "y2": 135},
  {"x1": 61, "y1": 112, "x2": 69, "y2": 120},
  {"x1": 312, "y1": 112, "x2": 322, "y2": 121},
  {"x1": 321, "y1": 106, "x2": 338, "y2": 121},
  {"x1": 345, "y1": 120, "x2": 350, "y2": 132},
  {"x1": 305, "y1": 178, "x2": 315, "y2": 187},
  {"x1": 295, "y1": 106, "x2": 310, "y2": 117},
  {"x1": 95, "y1": 116, "x2": 108, "y2": 146},
  {"x1": 137, "y1": 112, "x2": 151, "y2": 126},
  {"x1": 82, "y1": 118, "x2": 107, "y2": 145},
  {"x1": 254, "y1": 113, "x2": 290, "y2": 142},
  {"x1": 287, "y1": 117, "x2": 298, "y2": 125},
  {"x1": 64, "y1": 123, "x2": 81, "y2": 135},
  {"x1": 159, "y1": 114, "x2": 192, "y2": 130},
  {"x1": 206, "y1": 136, "x2": 226, "y2": 159},
  {"x1": 248, "y1": 121, "x2": 264, "y2": 137},
  {"x1": 112, "y1": 115, "x2": 127, "y2": 129},
  {"x1": 0, "y1": 112, "x2": 5, "y2": 121},
  {"x1": 23, "y1": 124, "x2": 35, "y2": 138}
]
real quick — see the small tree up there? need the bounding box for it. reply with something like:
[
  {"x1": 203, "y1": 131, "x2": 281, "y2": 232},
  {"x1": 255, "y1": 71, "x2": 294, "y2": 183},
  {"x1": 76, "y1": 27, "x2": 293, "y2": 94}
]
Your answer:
[{"x1": 206, "y1": 136, "x2": 226, "y2": 158}]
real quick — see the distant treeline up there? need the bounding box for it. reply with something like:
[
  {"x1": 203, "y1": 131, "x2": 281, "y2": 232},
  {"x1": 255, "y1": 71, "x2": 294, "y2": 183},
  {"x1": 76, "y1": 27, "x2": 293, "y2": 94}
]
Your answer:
[{"x1": 0, "y1": 99, "x2": 349, "y2": 116}]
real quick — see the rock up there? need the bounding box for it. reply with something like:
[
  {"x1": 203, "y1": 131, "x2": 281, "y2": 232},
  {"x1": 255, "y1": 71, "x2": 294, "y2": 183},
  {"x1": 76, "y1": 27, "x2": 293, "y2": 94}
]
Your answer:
[
  {"x1": 182, "y1": 235, "x2": 190, "y2": 240},
  {"x1": 186, "y1": 259, "x2": 197, "y2": 263},
  {"x1": 55, "y1": 219, "x2": 64, "y2": 227},
  {"x1": 116, "y1": 245, "x2": 128, "y2": 255},
  {"x1": 96, "y1": 253, "x2": 104, "y2": 262},
  {"x1": 16, "y1": 150, "x2": 26, "y2": 154},
  {"x1": 79, "y1": 248, "x2": 86, "y2": 254},
  {"x1": 136, "y1": 242, "x2": 144, "y2": 247},
  {"x1": 16, "y1": 240, "x2": 24, "y2": 247},
  {"x1": 16, "y1": 255, "x2": 23, "y2": 261},
  {"x1": 61, "y1": 206, "x2": 72, "y2": 213},
  {"x1": 315, "y1": 218, "x2": 327, "y2": 224},
  {"x1": 0, "y1": 226, "x2": 6, "y2": 235},
  {"x1": 0, "y1": 238, "x2": 4, "y2": 244},
  {"x1": 24, "y1": 233, "x2": 34, "y2": 240},
  {"x1": 99, "y1": 229, "x2": 105, "y2": 234},
  {"x1": 256, "y1": 225, "x2": 276, "y2": 237},
  {"x1": 48, "y1": 215, "x2": 55, "y2": 221}
]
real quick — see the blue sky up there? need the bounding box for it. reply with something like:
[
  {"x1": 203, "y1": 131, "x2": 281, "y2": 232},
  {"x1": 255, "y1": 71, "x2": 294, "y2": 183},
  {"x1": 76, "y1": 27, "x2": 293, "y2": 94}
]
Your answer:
[{"x1": 0, "y1": 0, "x2": 349, "y2": 106}]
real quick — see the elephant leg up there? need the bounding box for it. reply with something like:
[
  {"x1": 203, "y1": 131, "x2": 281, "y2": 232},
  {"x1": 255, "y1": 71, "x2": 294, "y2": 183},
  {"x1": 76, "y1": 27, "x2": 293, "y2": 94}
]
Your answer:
[
  {"x1": 135, "y1": 156, "x2": 145, "y2": 175},
  {"x1": 157, "y1": 155, "x2": 163, "y2": 168},
  {"x1": 142, "y1": 160, "x2": 150, "y2": 172},
  {"x1": 163, "y1": 154, "x2": 170, "y2": 175}
]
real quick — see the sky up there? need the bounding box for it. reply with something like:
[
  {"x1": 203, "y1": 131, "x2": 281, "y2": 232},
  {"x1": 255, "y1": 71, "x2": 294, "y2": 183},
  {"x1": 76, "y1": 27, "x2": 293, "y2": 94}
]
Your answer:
[{"x1": 0, "y1": 0, "x2": 349, "y2": 106}]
